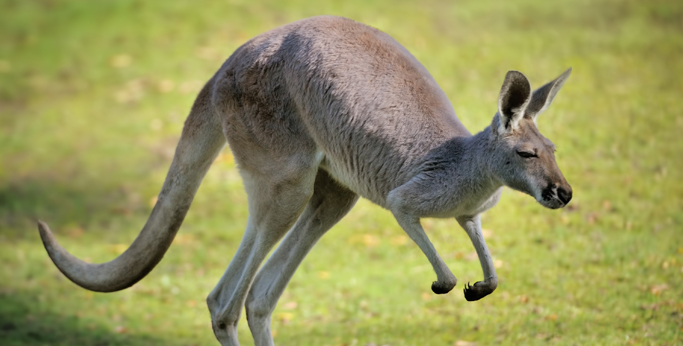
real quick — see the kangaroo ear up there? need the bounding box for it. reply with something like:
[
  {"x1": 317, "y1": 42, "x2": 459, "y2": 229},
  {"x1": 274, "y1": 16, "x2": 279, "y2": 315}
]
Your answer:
[
  {"x1": 497, "y1": 70, "x2": 532, "y2": 133},
  {"x1": 524, "y1": 67, "x2": 572, "y2": 120}
]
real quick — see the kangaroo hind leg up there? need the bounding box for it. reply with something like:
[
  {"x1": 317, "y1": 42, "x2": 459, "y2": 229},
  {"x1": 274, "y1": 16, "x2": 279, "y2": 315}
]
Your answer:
[
  {"x1": 245, "y1": 169, "x2": 358, "y2": 346},
  {"x1": 207, "y1": 155, "x2": 319, "y2": 346}
]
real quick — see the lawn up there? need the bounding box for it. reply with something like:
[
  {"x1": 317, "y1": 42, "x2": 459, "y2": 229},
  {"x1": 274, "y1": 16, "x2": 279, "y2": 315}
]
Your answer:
[{"x1": 1, "y1": 0, "x2": 682, "y2": 345}]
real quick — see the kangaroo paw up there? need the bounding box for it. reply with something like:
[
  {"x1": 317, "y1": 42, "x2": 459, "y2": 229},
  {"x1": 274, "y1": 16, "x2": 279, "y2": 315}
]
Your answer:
[
  {"x1": 431, "y1": 277, "x2": 457, "y2": 294},
  {"x1": 463, "y1": 281, "x2": 496, "y2": 301}
]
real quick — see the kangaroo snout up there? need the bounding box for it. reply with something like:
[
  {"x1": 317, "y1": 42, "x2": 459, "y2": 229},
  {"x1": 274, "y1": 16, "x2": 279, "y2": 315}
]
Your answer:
[
  {"x1": 557, "y1": 185, "x2": 572, "y2": 205},
  {"x1": 541, "y1": 182, "x2": 572, "y2": 209}
]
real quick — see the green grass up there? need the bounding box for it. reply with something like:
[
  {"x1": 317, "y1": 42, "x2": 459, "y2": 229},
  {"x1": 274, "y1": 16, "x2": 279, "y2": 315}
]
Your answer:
[{"x1": 1, "y1": 0, "x2": 682, "y2": 345}]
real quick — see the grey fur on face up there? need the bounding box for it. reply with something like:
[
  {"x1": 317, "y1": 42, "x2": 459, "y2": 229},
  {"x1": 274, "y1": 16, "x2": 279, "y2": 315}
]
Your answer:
[{"x1": 37, "y1": 16, "x2": 572, "y2": 346}]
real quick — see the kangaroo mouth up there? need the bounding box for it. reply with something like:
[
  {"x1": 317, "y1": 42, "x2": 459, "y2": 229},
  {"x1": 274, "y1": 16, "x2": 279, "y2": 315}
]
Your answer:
[{"x1": 540, "y1": 196, "x2": 565, "y2": 209}]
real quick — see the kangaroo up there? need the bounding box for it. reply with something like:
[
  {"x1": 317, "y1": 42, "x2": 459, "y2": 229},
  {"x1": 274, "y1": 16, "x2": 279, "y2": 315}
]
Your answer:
[{"x1": 38, "y1": 16, "x2": 573, "y2": 346}]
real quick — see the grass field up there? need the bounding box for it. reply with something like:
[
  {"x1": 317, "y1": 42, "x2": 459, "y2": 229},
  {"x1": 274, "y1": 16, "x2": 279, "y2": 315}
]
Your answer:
[{"x1": 1, "y1": 0, "x2": 682, "y2": 345}]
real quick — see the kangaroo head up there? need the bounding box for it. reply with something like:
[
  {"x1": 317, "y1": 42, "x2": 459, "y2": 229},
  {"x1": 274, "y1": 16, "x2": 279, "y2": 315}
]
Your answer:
[{"x1": 490, "y1": 68, "x2": 573, "y2": 209}]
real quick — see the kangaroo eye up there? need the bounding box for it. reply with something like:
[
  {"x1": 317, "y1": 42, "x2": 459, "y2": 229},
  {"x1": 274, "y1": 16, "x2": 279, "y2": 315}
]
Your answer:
[{"x1": 517, "y1": 150, "x2": 537, "y2": 158}]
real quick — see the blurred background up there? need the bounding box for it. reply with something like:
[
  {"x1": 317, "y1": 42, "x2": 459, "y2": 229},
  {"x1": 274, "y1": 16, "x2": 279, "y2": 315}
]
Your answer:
[{"x1": 0, "y1": 0, "x2": 681, "y2": 345}]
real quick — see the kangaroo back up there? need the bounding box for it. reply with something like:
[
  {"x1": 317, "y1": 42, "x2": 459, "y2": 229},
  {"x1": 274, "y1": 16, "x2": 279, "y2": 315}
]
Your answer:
[{"x1": 212, "y1": 16, "x2": 469, "y2": 205}]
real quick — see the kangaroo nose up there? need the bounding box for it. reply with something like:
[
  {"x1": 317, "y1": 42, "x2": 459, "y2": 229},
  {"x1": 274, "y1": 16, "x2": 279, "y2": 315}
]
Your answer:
[{"x1": 557, "y1": 186, "x2": 572, "y2": 205}]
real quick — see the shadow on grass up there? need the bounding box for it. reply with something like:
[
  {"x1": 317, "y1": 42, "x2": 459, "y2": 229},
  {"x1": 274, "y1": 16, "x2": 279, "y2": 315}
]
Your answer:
[
  {"x1": 0, "y1": 176, "x2": 150, "y2": 239},
  {"x1": 0, "y1": 292, "x2": 173, "y2": 346}
]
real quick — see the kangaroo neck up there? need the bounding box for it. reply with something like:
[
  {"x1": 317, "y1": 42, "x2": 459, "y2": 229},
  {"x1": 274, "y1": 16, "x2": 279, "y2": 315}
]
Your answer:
[
  {"x1": 448, "y1": 126, "x2": 503, "y2": 195},
  {"x1": 398, "y1": 126, "x2": 503, "y2": 218}
]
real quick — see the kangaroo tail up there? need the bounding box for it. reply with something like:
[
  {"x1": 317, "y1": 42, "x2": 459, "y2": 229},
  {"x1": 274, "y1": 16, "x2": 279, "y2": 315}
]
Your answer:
[{"x1": 38, "y1": 80, "x2": 226, "y2": 292}]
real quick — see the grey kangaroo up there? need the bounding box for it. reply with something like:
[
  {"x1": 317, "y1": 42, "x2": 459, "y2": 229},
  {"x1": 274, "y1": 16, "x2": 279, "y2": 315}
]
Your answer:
[{"x1": 38, "y1": 16, "x2": 573, "y2": 346}]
